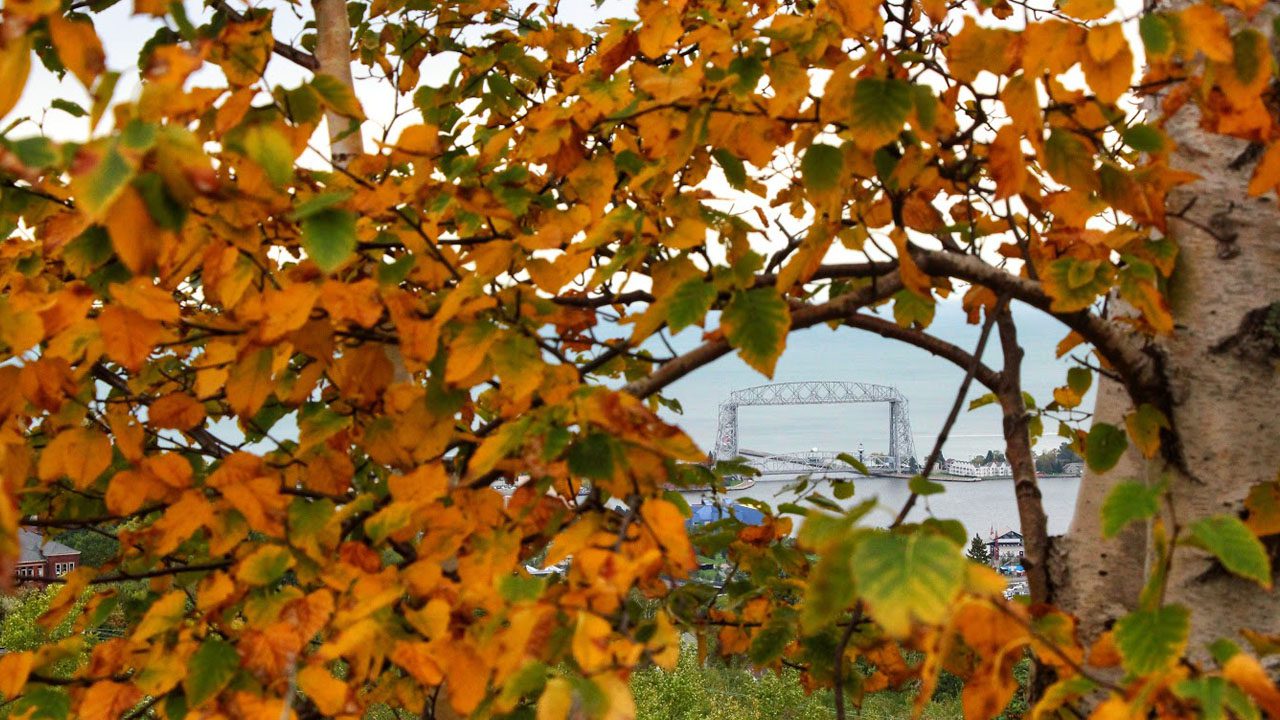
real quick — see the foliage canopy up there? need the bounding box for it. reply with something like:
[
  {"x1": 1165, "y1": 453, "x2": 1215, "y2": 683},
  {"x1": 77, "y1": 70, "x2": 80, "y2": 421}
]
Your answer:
[{"x1": 0, "y1": 0, "x2": 1278, "y2": 718}]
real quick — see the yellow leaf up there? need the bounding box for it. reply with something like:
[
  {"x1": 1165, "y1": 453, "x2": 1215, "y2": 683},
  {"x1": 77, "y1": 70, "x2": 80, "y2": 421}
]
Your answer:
[
  {"x1": 637, "y1": 2, "x2": 684, "y2": 58},
  {"x1": 946, "y1": 21, "x2": 1016, "y2": 84},
  {"x1": 103, "y1": 185, "x2": 166, "y2": 273},
  {"x1": 390, "y1": 640, "x2": 444, "y2": 686},
  {"x1": 444, "y1": 321, "x2": 498, "y2": 384},
  {"x1": 257, "y1": 283, "x2": 320, "y2": 343},
  {"x1": 152, "y1": 490, "x2": 213, "y2": 556},
  {"x1": 39, "y1": 427, "x2": 112, "y2": 489},
  {"x1": 545, "y1": 515, "x2": 601, "y2": 567},
  {"x1": 891, "y1": 228, "x2": 932, "y2": 297},
  {"x1": 0, "y1": 36, "x2": 31, "y2": 120},
  {"x1": 825, "y1": 0, "x2": 882, "y2": 36},
  {"x1": 594, "y1": 673, "x2": 636, "y2": 720},
  {"x1": 537, "y1": 677, "x2": 573, "y2": 720},
  {"x1": 573, "y1": 611, "x2": 614, "y2": 674},
  {"x1": 1081, "y1": 27, "x2": 1133, "y2": 104},
  {"x1": 298, "y1": 665, "x2": 349, "y2": 715},
  {"x1": 131, "y1": 590, "x2": 187, "y2": 642},
  {"x1": 1224, "y1": 653, "x2": 1280, "y2": 717},
  {"x1": 1057, "y1": 0, "x2": 1113, "y2": 20},
  {"x1": 48, "y1": 14, "x2": 105, "y2": 88},
  {"x1": 1179, "y1": 4, "x2": 1232, "y2": 62},
  {"x1": 109, "y1": 279, "x2": 179, "y2": 323},
  {"x1": 641, "y1": 498, "x2": 696, "y2": 573}
]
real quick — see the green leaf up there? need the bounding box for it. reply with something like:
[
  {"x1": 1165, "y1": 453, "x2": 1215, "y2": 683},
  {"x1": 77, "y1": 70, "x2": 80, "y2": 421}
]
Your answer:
[
  {"x1": 1043, "y1": 129, "x2": 1097, "y2": 190},
  {"x1": 183, "y1": 638, "x2": 241, "y2": 708},
  {"x1": 236, "y1": 545, "x2": 294, "y2": 586},
  {"x1": 728, "y1": 55, "x2": 765, "y2": 95},
  {"x1": 848, "y1": 78, "x2": 913, "y2": 148},
  {"x1": 1122, "y1": 124, "x2": 1165, "y2": 153},
  {"x1": 721, "y1": 288, "x2": 791, "y2": 377},
  {"x1": 241, "y1": 124, "x2": 294, "y2": 188},
  {"x1": 9, "y1": 687, "x2": 70, "y2": 720},
  {"x1": 852, "y1": 531, "x2": 965, "y2": 637},
  {"x1": 832, "y1": 480, "x2": 855, "y2": 499},
  {"x1": 1139, "y1": 13, "x2": 1173, "y2": 57},
  {"x1": 665, "y1": 279, "x2": 717, "y2": 333},
  {"x1": 51, "y1": 98, "x2": 87, "y2": 117},
  {"x1": 73, "y1": 142, "x2": 135, "y2": 218},
  {"x1": 892, "y1": 288, "x2": 935, "y2": 328},
  {"x1": 311, "y1": 73, "x2": 366, "y2": 119},
  {"x1": 1187, "y1": 515, "x2": 1272, "y2": 587},
  {"x1": 1100, "y1": 480, "x2": 1162, "y2": 538},
  {"x1": 290, "y1": 189, "x2": 354, "y2": 221},
  {"x1": 835, "y1": 452, "x2": 870, "y2": 476},
  {"x1": 567, "y1": 432, "x2": 616, "y2": 481},
  {"x1": 9, "y1": 136, "x2": 58, "y2": 168},
  {"x1": 968, "y1": 392, "x2": 998, "y2": 411},
  {"x1": 800, "y1": 143, "x2": 844, "y2": 191},
  {"x1": 1173, "y1": 677, "x2": 1259, "y2": 720},
  {"x1": 801, "y1": 533, "x2": 856, "y2": 631},
  {"x1": 712, "y1": 148, "x2": 747, "y2": 189},
  {"x1": 1067, "y1": 367, "x2": 1092, "y2": 396},
  {"x1": 1114, "y1": 604, "x2": 1188, "y2": 675},
  {"x1": 301, "y1": 208, "x2": 358, "y2": 273},
  {"x1": 499, "y1": 573, "x2": 546, "y2": 602},
  {"x1": 1232, "y1": 29, "x2": 1265, "y2": 86},
  {"x1": 909, "y1": 474, "x2": 945, "y2": 496},
  {"x1": 1085, "y1": 422, "x2": 1127, "y2": 472},
  {"x1": 748, "y1": 612, "x2": 796, "y2": 666}
]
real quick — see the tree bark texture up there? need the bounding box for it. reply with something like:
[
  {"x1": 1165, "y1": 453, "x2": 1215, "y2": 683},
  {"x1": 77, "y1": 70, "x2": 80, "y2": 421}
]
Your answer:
[{"x1": 1052, "y1": 16, "x2": 1280, "y2": 651}]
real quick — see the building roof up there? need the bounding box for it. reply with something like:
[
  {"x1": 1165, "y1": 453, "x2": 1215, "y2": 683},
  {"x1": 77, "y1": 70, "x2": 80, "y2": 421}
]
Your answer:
[{"x1": 18, "y1": 529, "x2": 81, "y2": 565}]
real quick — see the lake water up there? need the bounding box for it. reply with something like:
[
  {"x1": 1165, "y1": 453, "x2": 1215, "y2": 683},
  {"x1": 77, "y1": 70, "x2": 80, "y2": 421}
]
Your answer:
[{"x1": 678, "y1": 475, "x2": 1082, "y2": 538}]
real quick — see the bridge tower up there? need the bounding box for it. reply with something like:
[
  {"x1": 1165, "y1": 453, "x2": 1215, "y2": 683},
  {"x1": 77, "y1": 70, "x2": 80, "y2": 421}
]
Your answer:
[{"x1": 711, "y1": 381, "x2": 916, "y2": 472}]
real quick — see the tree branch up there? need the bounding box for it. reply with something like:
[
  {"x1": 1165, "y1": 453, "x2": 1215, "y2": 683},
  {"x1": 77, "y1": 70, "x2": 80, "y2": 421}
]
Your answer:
[{"x1": 622, "y1": 273, "x2": 905, "y2": 398}]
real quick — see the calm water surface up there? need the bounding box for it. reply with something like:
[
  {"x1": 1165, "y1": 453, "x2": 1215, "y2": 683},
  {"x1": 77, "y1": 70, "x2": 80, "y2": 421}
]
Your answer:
[{"x1": 679, "y1": 475, "x2": 1082, "y2": 537}]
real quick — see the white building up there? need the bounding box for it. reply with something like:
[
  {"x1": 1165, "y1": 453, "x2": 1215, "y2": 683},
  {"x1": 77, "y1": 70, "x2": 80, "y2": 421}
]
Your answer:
[
  {"x1": 985, "y1": 530, "x2": 1025, "y2": 569},
  {"x1": 943, "y1": 459, "x2": 1013, "y2": 478}
]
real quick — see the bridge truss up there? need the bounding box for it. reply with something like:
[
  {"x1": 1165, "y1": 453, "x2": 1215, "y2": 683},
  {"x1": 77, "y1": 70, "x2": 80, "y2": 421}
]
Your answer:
[{"x1": 713, "y1": 381, "x2": 917, "y2": 472}]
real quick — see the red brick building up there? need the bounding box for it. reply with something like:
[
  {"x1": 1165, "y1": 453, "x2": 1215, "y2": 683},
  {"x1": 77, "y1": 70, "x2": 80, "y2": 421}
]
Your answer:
[{"x1": 16, "y1": 528, "x2": 81, "y2": 583}]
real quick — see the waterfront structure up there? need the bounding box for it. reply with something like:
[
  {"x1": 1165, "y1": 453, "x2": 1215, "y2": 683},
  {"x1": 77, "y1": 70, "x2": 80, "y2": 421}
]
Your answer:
[
  {"x1": 943, "y1": 459, "x2": 1014, "y2": 478},
  {"x1": 712, "y1": 381, "x2": 917, "y2": 473},
  {"x1": 16, "y1": 529, "x2": 80, "y2": 583},
  {"x1": 985, "y1": 530, "x2": 1025, "y2": 568}
]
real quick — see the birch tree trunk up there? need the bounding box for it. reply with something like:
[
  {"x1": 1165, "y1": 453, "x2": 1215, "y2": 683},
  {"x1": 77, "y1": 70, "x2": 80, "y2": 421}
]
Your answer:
[{"x1": 1051, "y1": 16, "x2": 1280, "y2": 650}]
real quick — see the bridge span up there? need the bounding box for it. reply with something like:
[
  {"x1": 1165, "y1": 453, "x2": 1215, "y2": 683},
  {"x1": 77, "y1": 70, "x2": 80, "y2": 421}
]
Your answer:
[{"x1": 713, "y1": 381, "x2": 917, "y2": 473}]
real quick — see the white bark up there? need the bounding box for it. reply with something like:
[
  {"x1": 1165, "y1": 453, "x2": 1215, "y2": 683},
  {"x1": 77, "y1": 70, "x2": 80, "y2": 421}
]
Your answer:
[{"x1": 1053, "y1": 95, "x2": 1280, "y2": 651}]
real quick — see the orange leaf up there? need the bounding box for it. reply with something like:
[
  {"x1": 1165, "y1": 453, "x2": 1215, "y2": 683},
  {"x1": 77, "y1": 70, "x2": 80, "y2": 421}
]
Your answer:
[
  {"x1": 0, "y1": 651, "x2": 33, "y2": 697},
  {"x1": 48, "y1": 14, "x2": 105, "y2": 88},
  {"x1": 109, "y1": 279, "x2": 179, "y2": 323},
  {"x1": 298, "y1": 665, "x2": 349, "y2": 715},
  {"x1": 98, "y1": 305, "x2": 164, "y2": 372},
  {"x1": 989, "y1": 125, "x2": 1028, "y2": 200},
  {"x1": 149, "y1": 392, "x2": 207, "y2": 430},
  {"x1": 1179, "y1": 4, "x2": 1232, "y2": 62},
  {"x1": 1248, "y1": 142, "x2": 1280, "y2": 196},
  {"x1": 103, "y1": 186, "x2": 166, "y2": 274},
  {"x1": 226, "y1": 348, "x2": 274, "y2": 418},
  {"x1": 1223, "y1": 653, "x2": 1280, "y2": 717},
  {"x1": 257, "y1": 283, "x2": 320, "y2": 343},
  {"x1": 890, "y1": 228, "x2": 932, "y2": 296},
  {"x1": 78, "y1": 681, "x2": 143, "y2": 720}
]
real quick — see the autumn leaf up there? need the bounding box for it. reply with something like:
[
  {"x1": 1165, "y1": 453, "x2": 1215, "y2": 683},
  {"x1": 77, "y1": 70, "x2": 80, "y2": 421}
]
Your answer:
[
  {"x1": 721, "y1": 288, "x2": 791, "y2": 377},
  {"x1": 0, "y1": 36, "x2": 31, "y2": 120},
  {"x1": 48, "y1": 15, "x2": 106, "y2": 88},
  {"x1": 847, "y1": 78, "x2": 913, "y2": 150},
  {"x1": 149, "y1": 392, "x2": 207, "y2": 430},
  {"x1": 852, "y1": 531, "x2": 965, "y2": 637},
  {"x1": 39, "y1": 427, "x2": 112, "y2": 489}
]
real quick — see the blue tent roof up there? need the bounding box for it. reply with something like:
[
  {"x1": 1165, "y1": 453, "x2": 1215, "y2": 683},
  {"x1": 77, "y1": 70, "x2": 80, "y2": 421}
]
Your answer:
[{"x1": 687, "y1": 503, "x2": 765, "y2": 527}]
